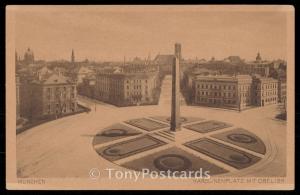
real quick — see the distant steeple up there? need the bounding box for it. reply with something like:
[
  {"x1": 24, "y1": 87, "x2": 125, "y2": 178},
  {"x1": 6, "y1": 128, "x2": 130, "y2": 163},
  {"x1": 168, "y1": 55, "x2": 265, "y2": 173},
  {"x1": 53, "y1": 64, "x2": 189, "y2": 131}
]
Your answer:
[
  {"x1": 71, "y1": 49, "x2": 75, "y2": 63},
  {"x1": 15, "y1": 51, "x2": 18, "y2": 64},
  {"x1": 256, "y1": 52, "x2": 262, "y2": 62},
  {"x1": 175, "y1": 43, "x2": 182, "y2": 60},
  {"x1": 146, "y1": 52, "x2": 151, "y2": 65},
  {"x1": 23, "y1": 47, "x2": 34, "y2": 65}
]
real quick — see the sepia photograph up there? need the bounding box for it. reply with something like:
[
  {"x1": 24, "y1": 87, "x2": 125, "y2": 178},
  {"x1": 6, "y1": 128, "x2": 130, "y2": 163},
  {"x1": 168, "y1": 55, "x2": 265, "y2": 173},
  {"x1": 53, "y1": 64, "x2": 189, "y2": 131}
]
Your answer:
[{"x1": 6, "y1": 5, "x2": 294, "y2": 190}]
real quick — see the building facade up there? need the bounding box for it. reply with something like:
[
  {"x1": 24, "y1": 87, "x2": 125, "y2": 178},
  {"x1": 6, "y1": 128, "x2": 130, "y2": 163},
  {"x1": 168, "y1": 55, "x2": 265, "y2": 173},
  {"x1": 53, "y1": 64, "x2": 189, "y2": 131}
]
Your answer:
[
  {"x1": 252, "y1": 75, "x2": 278, "y2": 106},
  {"x1": 19, "y1": 73, "x2": 77, "y2": 120},
  {"x1": 78, "y1": 76, "x2": 96, "y2": 98},
  {"x1": 94, "y1": 67, "x2": 159, "y2": 106},
  {"x1": 194, "y1": 75, "x2": 253, "y2": 110},
  {"x1": 278, "y1": 79, "x2": 287, "y2": 103},
  {"x1": 193, "y1": 74, "x2": 279, "y2": 110}
]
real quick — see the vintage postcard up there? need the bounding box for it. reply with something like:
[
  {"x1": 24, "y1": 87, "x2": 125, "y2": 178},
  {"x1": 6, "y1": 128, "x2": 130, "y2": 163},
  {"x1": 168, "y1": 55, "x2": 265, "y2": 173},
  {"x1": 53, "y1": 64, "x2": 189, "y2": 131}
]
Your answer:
[{"x1": 6, "y1": 5, "x2": 294, "y2": 190}]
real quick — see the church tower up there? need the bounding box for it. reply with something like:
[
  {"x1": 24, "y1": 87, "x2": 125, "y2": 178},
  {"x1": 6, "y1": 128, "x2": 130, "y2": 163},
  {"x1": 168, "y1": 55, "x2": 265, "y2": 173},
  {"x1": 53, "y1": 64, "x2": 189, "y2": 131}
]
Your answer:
[
  {"x1": 71, "y1": 49, "x2": 75, "y2": 63},
  {"x1": 175, "y1": 43, "x2": 182, "y2": 61},
  {"x1": 15, "y1": 51, "x2": 18, "y2": 65},
  {"x1": 256, "y1": 52, "x2": 262, "y2": 62},
  {"x1": 23, "y1": 48, "x2": 34, "y2": 65}
]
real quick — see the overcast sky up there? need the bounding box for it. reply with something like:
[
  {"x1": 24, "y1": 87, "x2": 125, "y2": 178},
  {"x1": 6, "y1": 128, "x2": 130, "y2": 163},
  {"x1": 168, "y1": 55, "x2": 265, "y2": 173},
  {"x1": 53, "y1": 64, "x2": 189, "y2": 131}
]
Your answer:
[{"x1": 11, "y1": 5, "x2": 289, "y2": 62}]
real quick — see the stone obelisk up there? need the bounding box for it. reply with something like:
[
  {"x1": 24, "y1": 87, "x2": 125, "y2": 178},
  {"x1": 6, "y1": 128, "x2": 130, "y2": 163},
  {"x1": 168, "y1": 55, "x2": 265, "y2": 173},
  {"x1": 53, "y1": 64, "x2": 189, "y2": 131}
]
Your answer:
[{"x1": 170, "y1": 43, "x2": 181, "y2": 131}]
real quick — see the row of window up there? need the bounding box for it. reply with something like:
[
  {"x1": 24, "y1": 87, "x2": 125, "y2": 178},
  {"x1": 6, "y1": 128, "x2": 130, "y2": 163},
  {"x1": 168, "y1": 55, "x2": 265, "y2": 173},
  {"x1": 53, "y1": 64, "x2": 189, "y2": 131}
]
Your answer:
[
  {"x1": 255, "y1": 83, "x2": 278, "y2": 90},
  {"x1": 263, "y1": 83, "x2": 277, "y2": 89},
  {"x1": 196, "y1": 97, "x2": 236, "y2": 105},
  {"x1": 46, "y1": 92, "x2": 75, "y2": 100},
  {"x1": 196, "y1": 84, "x2": 236, "y2": 90},
  {"x1": 126, "y1": 79, "x2": 148, "y2": 83},
  {"x1": 46, "y1": 86, "x2": 75, "y2": 93},
  {"x1": 261, "y1": 91, "x2": 277, "y2": 97},
  {"x1": 46, "y1": 102, "x2": 76, "y2": 114},
  {"x1": 264, "y1": 97, "x2": 277, "y2": 103},
  {"x1": 126, "y1": 91, "x2": 148, "y2": 96},
  {"x1": 197, "y1": 91, "x2": 236, "y2": 98}
]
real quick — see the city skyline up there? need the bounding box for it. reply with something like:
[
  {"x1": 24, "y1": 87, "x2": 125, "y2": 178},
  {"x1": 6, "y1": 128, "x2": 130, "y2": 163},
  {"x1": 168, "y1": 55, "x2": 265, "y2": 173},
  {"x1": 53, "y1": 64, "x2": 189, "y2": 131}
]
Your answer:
[{"x1": 12, "y1": 6, "x2": 288, "y2": 62}]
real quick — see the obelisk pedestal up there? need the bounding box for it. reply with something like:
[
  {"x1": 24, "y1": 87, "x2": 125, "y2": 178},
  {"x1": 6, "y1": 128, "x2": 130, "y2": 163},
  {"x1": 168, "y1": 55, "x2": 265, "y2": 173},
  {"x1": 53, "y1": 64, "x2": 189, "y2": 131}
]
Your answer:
[{"x1": 170, "y1": 56, "x2": 181, "y2": 131}]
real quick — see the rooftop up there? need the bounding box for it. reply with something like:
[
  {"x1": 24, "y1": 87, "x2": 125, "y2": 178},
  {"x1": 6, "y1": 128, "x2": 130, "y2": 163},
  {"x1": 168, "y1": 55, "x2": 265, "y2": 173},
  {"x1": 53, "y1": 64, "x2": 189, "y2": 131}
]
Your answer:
[
  {"x1": 32, "y1": 73, "x2": 75, "y2": 85},
  {"x1": 194, "y1": 74, "x2": 252, "y2": 82}
]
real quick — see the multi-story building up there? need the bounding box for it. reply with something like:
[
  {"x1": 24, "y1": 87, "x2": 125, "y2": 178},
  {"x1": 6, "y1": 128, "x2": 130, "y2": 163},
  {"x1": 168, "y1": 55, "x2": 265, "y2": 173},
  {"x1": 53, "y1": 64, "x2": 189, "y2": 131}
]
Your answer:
[
  {"x1": 194, "y1": 75, "x2": 252, "y2": 110},
  {"x1": 66, "y1": 65, "x2": 95, "y2": 84},
  {"x1": 78, "y1": 75, "x2": 96, "y2": 98},
  {"x1": 278, "y1": 79, "x2": 287, "y2": 103},
  {"x1": 240, "y1": 53, "x2": 272, "y2": 77},
  {"x1": 182, "y1": 67, "x2": 218, "y2": 103},
  {"x1": 20, "y1": 73, "x2": 77, "y2": 120},
  {"x1": 251, "y1": 75, "x2": 278, "y2": 106},
  {"x1": 95, "y1": 66, "x2": 159, "y2": 106}
]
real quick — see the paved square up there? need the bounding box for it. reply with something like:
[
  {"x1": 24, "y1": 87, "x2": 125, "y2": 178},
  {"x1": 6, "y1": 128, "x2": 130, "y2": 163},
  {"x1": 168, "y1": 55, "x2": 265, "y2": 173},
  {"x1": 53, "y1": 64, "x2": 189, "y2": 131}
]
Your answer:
[
  {"x1": 211, "y1": 128, "x2": 266, "y2": 154},
  {"x1": 92, "y1": 123, "x2": 143, "y2": 145},
  {"x1": 184, "y1": 120, "x2": 232, "y2": 133},
  {"x1": 184, "y1": 138, "x2": 261, "y2": 169},
  {"x1": 96, "y1": 135, "x2": 166, "y2": 161},
  {"x1": 150, "y1": 116, "x2": 204, "y2": 124},
  {"x1": 125, "y1": 118, "x2": 169, "y2": 131},
  {"x1": 122, "y1": 146, "x2": 228, "y2": 176}
]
